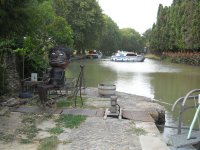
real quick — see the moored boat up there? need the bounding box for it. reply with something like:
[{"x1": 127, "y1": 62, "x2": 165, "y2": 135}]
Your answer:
[
  {"x1": 85, "y1": 50, "x2": 103, "y2": 59},
  {"x1": 111, "y1": 51, "x2": 145, "y2": 62}
]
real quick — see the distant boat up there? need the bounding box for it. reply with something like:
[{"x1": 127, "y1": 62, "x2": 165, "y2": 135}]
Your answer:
[
  {"x1": 111, "y1": 51, "x2": 145, "y2": 62},
  {"x1": 86, "y1": 50, "x2": 103, "y2": 59}
]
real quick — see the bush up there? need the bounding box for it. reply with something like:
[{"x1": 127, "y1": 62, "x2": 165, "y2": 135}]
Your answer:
[{"x1": 162, "y1": 52, "x2": 200, "y2": 66}]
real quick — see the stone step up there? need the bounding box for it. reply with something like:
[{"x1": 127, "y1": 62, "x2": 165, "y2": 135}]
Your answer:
[{"x1": 122, "y1": 110, "x2": 154, "y2": 122}]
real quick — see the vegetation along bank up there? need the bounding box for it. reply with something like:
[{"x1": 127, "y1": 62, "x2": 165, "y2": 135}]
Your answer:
[{"x1": 1, "y1": 0, "x2": 200, "y2": 96}]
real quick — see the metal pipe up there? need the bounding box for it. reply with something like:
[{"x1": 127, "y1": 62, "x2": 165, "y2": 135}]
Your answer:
[
  {"x1": 187, "y1": 105, "x2": 200, "y2": 139},
  {"x1": 182, "y1": 89, "x2": 200, "y2": 106},
  {"x1": 156, "y1": 124, "x2": 199, "y2": 130}
]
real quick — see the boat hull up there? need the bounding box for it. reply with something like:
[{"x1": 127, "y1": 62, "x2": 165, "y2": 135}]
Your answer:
[{"x1": 111, "y1": 55, "x2": 145, "y2": 62}]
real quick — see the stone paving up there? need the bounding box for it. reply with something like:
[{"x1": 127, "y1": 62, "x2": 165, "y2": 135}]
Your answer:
[
  {"x1": 0, "y1": 87, "x2": 169, "y2": 150},
  {"x1": 57, "y1": 117, "x2": 142, "y2": 150}
]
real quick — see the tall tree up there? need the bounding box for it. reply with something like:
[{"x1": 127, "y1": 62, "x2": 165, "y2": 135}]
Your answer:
[
  {"x1": 53, "y1": 0, "x2": 104, "y2": 53},
  {"x1": 142, "y1": 28, "x2": 151, "y2": 53},
  {"x1": 98, "y1": 15, "x2": 120, "y2": 55},
  {"x1": 0, "y1": 0, "x2": 34, "y2": 37},
  {"x1": 149, "y1": 0, "x2": 200, "y2": 53},
  {"x1": 119, "y1": 28, "x2": 144, "y2": 53}
]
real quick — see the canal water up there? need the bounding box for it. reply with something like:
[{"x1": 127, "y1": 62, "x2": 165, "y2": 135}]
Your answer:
[{"x1": 66, "y1": 58, "x2": 200, "y2": 141}]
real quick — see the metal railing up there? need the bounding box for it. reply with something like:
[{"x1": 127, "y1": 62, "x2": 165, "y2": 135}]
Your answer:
[{"x1": 172, "y1": 89, "x2": 200, "y2": 134}]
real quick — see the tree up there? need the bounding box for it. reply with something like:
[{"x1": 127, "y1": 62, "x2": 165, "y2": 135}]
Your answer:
[
  {"x1": 47, "y1": 16, "x2": 73, "y2": 47},
  {"x1": 0, "y1": 0, "x2": 34, "y2": 37},
  {"x1": 16, "y1": 0, "x2": 73, "y2": 77},
  {"x1": 142, "y1": 28, "x2": 152, "y2": 53},
  {"x1": 149, "y1": 0, "x2": 200, "y2": 53},
  {"x1": 98, "y1": 15, "x2": 120, "y2": 55},
  {"x1": 119, "y1": 28, "x2": 144, "y2": 53},
  {"x1": 0, "y1": 0, "x2": 38, "y2": 94},
  {"x1": 53, "y1": 0, "x2": 104, "y2": 53}
]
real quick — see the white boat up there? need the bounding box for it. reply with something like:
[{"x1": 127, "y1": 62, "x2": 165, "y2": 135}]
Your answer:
[{"x1": 111, "y1": 51, "x2": 145, "y2": 62}]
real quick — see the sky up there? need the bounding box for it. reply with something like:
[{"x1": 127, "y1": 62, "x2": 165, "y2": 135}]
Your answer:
[{"x1": 98, "y1": 0, "x2": 173, "y2": 34}]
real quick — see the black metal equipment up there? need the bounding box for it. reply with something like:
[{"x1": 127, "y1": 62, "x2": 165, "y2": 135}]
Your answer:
[
  {"x1": 73, "y1": 65, "x2": 85, "y2": 107},
  {"x1": 38, "y1": 46, "x2": 70, "y2": 106}
]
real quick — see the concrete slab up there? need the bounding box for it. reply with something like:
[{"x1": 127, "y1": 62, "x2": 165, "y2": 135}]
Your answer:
[
  {"x1": 135, "y1": 121, "x2": 169, "y2": 150},
  {"x1": 95, "y1": 109, "x2": 105, "y2": 117},
  {"x1": 122, "y1": 110, "x2": 154, "y2": 122},
  {"x1": 13, "y1": 106, "x2": 43, "y2": 114},
  {"x1": 139, "y1": 135, "x2": 169, "y2": 150},
  {"x1": 62, "y1": 108, "x2": 97, "y2": 117},
  {"x1": 170, "y1": 131, "x2": 200, "y2": 148},
  {"x1": 135, "y1": 122, "x2": 160, "y2": 136},
  {"x1": 12, "y1": 106, "x2": 62, "y2": 114}
]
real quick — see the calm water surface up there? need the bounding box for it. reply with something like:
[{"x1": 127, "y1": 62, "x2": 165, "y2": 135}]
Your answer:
[{"x1": 66, "y1": 58, "x2": 200, "y2": 140}]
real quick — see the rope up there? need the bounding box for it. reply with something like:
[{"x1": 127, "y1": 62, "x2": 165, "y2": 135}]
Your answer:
[{"x1": 152, "y1": 99, "x2": 173, "y2": 106}]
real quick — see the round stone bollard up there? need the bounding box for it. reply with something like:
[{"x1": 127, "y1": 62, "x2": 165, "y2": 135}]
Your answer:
[{"x1": 98, "y1": 83, "x2": 116, "y2": 97}]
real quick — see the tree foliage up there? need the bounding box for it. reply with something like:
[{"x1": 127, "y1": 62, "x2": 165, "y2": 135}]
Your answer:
[
  {"x1": 98, "y1": 15, "x2": 121, "y2": 55},
  {"x1": 148, "y1": 0, "x2": 200, "y2": 53},
  {"x1": 53, "y1": 0, "x2": 104, "y2": 53},
  {"x1": 119, "y1": 28, "x2": 144, "y2": 53},
  {"x1": 47, "y1": 16, "x2": 73, "y2": 46},
  {"x1": 0, "y1": 0, "x2": 34, "y2": 37},
  {"x1": 0, "y1": 0, "x2": 146, "y2": 95},
  {"x1": 0, "y1": 0, "x2": 74, "y2": 79}
]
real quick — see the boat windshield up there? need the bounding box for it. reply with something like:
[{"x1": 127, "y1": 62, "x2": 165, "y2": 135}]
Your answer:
[{"x1": 126, "y1": 53, "x2": 137, "y2": 56}]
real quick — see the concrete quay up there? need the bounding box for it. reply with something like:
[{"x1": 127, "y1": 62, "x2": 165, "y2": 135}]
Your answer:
[{"x1": 0, "y1": 87, "x2": 169, "y2": 150}]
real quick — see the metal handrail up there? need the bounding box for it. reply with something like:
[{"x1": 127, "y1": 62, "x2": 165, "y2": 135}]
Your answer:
[
  {"x1": 182, "y1": 89, "x2": 200, "y2": 106},
  {"x1": 172, "y1": 95, "x2": 198, "y2": 112},
  {"x1": 172, "y1": 89, "x2": 200, "y2": 134}
]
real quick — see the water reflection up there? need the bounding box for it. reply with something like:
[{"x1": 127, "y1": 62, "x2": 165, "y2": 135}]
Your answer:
[
  {"x1": 102, "y1": 59, "x2": 180, "y2": 74},
  {"x1": 67, "y1": 58, "x2": 200, "y2": 124},
  {"x1": 100, "y1": 59, "x2": 182, "y2": 98},
  {"x1": 67, "y1": 59, "x2": 200, "y2": 103},
  {"x1": 67, "y1": 58, "x2": 200, "y2": 147},
  {"x1": 66, "y1": 59, "x2": 118, "y2": 87}
]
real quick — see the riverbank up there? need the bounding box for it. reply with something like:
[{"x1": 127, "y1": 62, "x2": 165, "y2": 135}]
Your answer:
[
  {"x1": 0, "y1": 87, "x2": 169, "y2": 150},
  {"x1": 144, "y1": 54, "x2": 161, "y2": 60},
  {"x1": 145, "y1": 52, "x2": 200, "y2": 66}
]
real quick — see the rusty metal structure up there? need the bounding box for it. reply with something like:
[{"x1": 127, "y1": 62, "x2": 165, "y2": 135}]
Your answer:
[{"x1": 38, "y1": 46, "x2": 70, "y2": 105}]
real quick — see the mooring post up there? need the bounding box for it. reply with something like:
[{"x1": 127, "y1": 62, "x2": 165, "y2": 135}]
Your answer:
[{"x1": 110, "y1": 96, "x2": 118, "y2": 113}]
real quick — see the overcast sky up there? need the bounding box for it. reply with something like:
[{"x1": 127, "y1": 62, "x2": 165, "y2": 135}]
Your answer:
[{"x1": 98, "y1": 0, "x2": 173, "y2": 34}]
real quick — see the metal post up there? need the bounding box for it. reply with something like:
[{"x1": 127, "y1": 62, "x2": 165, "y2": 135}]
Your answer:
[
  {"x1": 74, "y1": 65, "x2": 85, "y2": 107},
  {"x1": 178, "y1": 102, "x2": 183, "y2": 134}
]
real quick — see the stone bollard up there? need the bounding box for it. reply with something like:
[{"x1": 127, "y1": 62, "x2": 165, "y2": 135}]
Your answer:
[
  {"x1": 104, "y1": 95, "x2": 122, "y2": 120},
  {"x1": 110, "y1": 96, "x2": 118, "y2": 113}
]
